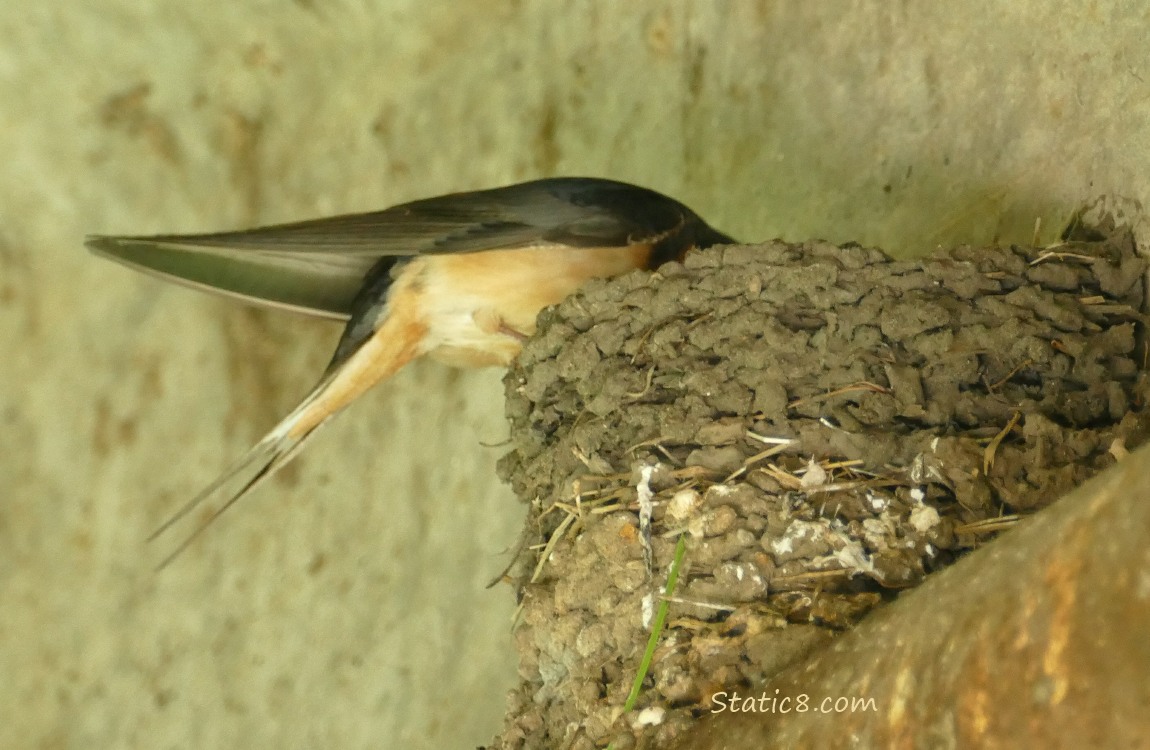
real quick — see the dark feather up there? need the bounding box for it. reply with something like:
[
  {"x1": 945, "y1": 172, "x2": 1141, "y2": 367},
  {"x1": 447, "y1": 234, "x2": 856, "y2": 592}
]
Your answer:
[{"x1": 86, "y1": 177, "x2": 733, "y2": 319}]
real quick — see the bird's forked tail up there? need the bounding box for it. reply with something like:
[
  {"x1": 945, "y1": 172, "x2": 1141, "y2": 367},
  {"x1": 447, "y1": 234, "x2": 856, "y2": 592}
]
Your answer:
[{"x1": 149, "y1": 305, "x2": 428, "y2": 569}]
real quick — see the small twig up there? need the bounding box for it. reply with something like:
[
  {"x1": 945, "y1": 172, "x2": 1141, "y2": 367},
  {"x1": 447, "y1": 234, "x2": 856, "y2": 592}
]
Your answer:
[
  {"x1": 486, "y1": 508, "x2": 535, "y2": 589},
  {"x1": 788, "y1": 381, "x2": 891, "y2": 409},
  {"x1": 624, "y1": 367, "x2": 656, "y2": 400},
  {"x1": 819, "y1": 459, "x2": 865, "y2": 471},
  {"x1": 652, "y1": 443, "x2": 679, "y2": 466},
  {"x1": 1028, "y1": 250, "x2": 1097, "y2": 266},
  {"x1": 987, "y1": 359, "x2": 1033, "y2": 392},
  {"x1": 983, "y1": 411, "x2": 1022, "y2": 474},
  {"x1": 627, "y1": 436, "x2": 670, "y2": 453},
  {"x1": 661, "y1": 596, "x2": 737, "y2": 612},
  {"x1": 804, "y1": 480, "x2": 872, "y2": 495},
  {"x1": 529, "y1": 511, "x2": 576, "y2": 584},
  {"x1": 723, "y1": 440, "x2": 795, "y2": 482},
  {"x1": 745, "y1": 432, "x2": 795, "y2": 445},
  {"x1": 955, "y1": 515, "x2": 1021, "y2": 535},
  {"x1": 584, "y1": 491, "x2": 632, "y2": 513},
  {"x1": 762, "y1": 463, "x2": 804, "y2": 490}
]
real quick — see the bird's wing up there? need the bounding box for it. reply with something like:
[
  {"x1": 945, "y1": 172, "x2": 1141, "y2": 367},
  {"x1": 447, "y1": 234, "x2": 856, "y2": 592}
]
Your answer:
[{"x1": 87, "y1": 177, "x2": 691, "y2": 319}]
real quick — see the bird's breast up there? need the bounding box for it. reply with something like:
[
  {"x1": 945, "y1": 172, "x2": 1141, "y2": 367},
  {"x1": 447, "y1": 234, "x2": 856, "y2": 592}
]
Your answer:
[{"x1": 415, "y1": 243, "x2": 651, "y2": 368}]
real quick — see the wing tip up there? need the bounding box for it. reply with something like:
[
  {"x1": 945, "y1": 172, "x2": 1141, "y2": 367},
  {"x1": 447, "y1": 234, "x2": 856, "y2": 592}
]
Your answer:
[
  {"x1": 85, "y1": 234, "x2": 153, "y2": 262},
  {"x1": 84, "y1": 234, "x2": 118, "y2": 255}
]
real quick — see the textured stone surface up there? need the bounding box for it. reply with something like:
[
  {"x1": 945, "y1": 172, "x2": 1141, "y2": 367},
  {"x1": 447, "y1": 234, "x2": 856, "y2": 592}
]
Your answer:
[
  {"x1": 493, "y1": 223, "x2": 1148, "y2": 748},
  {"x1": 672, "y1": 441, "x2": 1150, "y2": 749}
]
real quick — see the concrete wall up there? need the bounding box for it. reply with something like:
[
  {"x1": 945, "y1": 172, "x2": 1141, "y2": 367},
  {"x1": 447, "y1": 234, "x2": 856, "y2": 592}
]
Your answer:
[{"x1": 3, "y1": 2, "x2": 1149, "y2": 748}]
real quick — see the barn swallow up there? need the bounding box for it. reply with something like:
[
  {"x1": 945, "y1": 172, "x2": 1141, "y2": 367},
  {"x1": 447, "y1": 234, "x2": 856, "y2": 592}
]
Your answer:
[{"x1": 88, "y1": 177, "x2": 734, "y2": 565}]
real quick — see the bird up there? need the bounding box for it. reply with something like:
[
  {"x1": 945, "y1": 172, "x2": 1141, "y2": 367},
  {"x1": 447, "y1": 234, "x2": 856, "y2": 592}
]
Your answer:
[{"x1": 87, "y1": 177, "x2": 734, "y2": 565}]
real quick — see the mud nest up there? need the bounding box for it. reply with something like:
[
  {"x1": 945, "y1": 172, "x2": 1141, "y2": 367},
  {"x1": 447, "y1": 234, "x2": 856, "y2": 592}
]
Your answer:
[{"x1": 489, "y1": 217, "x2": 1149, "y2": 749}]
